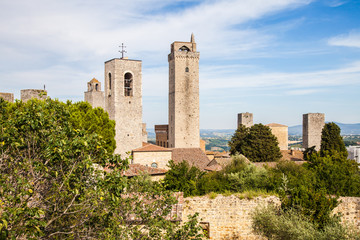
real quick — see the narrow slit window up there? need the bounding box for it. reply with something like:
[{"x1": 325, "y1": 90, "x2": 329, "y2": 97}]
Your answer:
[{"x1": 109, "y1": 73, "x2": 112, "y2": 90}]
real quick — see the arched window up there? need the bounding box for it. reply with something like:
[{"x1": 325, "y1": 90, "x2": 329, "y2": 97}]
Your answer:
[
  {"x1": 124, "y1": 72, "x2": 133, "y2": 96},
  {"x1": 185, "y1": 67, "x2": 189, "y2": 72},
  {"x1": 179, "y1": 46, "x2": 190, "y2": 52},
  {"x1": 151, "y1": 162, "x2": 158, "y2": 168},
  {"x1": 95, "y1": 84, "x2": 98, "y2": 91},
  {"x1": 108, "y1": 73, "x2": 112, "y2": 90}
]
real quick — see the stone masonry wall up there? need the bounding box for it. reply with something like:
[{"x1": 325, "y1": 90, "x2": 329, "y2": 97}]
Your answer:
[
  {"x1": 20, "y1": 89, "x2": 47, "y2": 102},
  {"x1": 333, "y1": 197, "x2": 360, "y2": 228},
  {"x1": 181, "y1": 195, "x2": 360, "y2": 240},
  {"x1": 182, "y1": 195, "x2": 280, "y2": 240},
  {"x1": 303, "y1": 113, "x2": 325, "y2": 151},
  {"x1": 0, "y1": 92, "x2": 14, "y2": 102}
]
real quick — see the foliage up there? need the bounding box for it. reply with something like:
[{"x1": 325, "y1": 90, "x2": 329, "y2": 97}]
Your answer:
[
  {"x1": 320, "y1": 122, "x2": 347, "y2": 158},
  {"x1": 229, "y1": 124, "x2": 249, "y2": 155},
  {"x1": 0, "y1": 98, "x2": 203, "y2": 239},
  {"x1": 68, "y1": 101, "x2": 116, "y2": 155},
  {"x1": 163, "y1": 160, "x2": 205, "y2": 197},
  {"x1": 305, "y1": 152, "x2": 360, "y2": 197},
  {"x1": 197, "y1": 155, "x2": 271, "y2": 195},
  {"x1": 252, "y1": 206, "x2": 360, "y2": 240},
  {"x1": 229, "y1": 124, "x2": 282, "y2": 162},
  {"x1": 303, "y1": 146, "x2": 317, "y2": 161}
]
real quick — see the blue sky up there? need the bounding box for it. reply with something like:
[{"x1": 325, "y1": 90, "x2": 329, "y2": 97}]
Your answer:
[{"x1": 0, "y1": 0, "x2": 359, "y2": 129}]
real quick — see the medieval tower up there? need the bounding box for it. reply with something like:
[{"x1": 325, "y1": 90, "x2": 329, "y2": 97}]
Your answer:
[
  {"x1": 84, "y1": 78, "x2": 105, "y2": 109},
  {"x1": 104, "y1": 58, "x2": 143, "y2": 156},
  {"x1": 168, "y1": 34, "x2": 200, "y2": 148},
  {"x1": 237, "y1": 112, "x2": 253, "y2": 128},
  {"x1": 303, "y1": 113, "x2": 325, "y2": 151}
]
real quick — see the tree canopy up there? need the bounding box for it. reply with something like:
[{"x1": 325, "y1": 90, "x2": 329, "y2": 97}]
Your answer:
[
  {"x1": 320, "y1": 122, "x2": 347, "y2": 158},
  {"x1": 0, "y1": 98, "x2": 203, "y2": 239},
  {"x1": 229, "y1": 124, "x2": 282, "y2": 162}
]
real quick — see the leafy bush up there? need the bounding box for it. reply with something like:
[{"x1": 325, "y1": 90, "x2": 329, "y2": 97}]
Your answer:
[{"x1": 252, "y1": 206, "x2": 360, "y2": 240}]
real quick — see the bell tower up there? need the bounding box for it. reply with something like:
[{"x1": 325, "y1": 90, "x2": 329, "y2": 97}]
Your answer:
[
  {"x1": 104, "y1": 57, "x2": 143, "y2": 156},
  {"x1": 168, "y1": 34, "x2": 200, "y2": 148}
]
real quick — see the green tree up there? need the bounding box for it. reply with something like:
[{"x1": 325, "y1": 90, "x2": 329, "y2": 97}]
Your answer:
[
  {"x1": 306, "y1": 152, "x2": 360, "y2": 197},
  {"x1": 0, "y1": 98, "x2": 203, "y2": 239},
  {"x1": 229, "y1": 124, "x2": 282, "y2": 162},
  {"x1": 229, "y1": 124, "x2": 249, "y2": 155},
  {"x1": 69, "y1": 101, "x2": 116, "y2": 154},
  {"x1": 320, "y1": 122, "x2": 347, "y2": 157},
  {"x1": 164, "y1": 160, "x2": 205, "y2": 197}
]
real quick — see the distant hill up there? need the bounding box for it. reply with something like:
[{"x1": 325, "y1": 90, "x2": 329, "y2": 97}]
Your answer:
[
  {"x1": 147, "y1": 122, "x2": 360, "y2": 139},
  {"x1": 289, "y1": 122, "x2": 360, "y2": 135}
]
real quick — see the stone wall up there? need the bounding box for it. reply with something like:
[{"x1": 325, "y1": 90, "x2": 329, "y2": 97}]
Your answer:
[
  {"x1": 333, "y1": 197, "x2": 360, "y2": 228},
  {"x1": 181, "y1": 195, "x2": 360, "y2": 240},
  {"x1": 182, "y1": 195, "x2": 280, "y2": 240},
  {"x1": 20, "y1": 89, "x2": 47, "y2": 102},
  {"x1": 0, "y1": 92, "x2": 14, "y2": 102},
  {"x1": 132, "y1": 151, "x2": 172, "y2": 170},
  {"x1": 267, "y1": 123, "x2": 288, "y2": 150}
]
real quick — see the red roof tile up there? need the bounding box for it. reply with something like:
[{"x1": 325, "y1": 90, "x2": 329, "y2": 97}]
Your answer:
[
  {"x1": 171, "y1": 148, "x2": 210, "y2": 171},
  {"x1": 133, "y1": 143, "x2": 172, "y2": 152}
]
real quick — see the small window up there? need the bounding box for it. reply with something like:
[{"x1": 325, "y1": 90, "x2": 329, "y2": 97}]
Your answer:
[
  {"x1": 185, "y1": 67, "x2": 189, "y2": 72},
  {"x1": 151, "y1": 162, "x2": 158, "y2": 168},
  {"x1": 95, "y1": 84, "x2": 99, "y2": 91}
]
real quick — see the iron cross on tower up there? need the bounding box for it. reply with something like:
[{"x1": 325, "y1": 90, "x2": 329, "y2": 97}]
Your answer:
[{"x1": 119, "y1": 43, "x2": 127, "y2": 59}]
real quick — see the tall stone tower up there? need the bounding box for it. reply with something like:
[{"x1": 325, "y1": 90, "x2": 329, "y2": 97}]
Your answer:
[
  {"x1": 303, "y1": 113, "x2": 325, "y2": 151},
  {"x1": 168, "y1": 34, "x2": 200, "y2": 148},
  {"x1": 237, "y1": 112, "x2": 253, "y2": 128},
  {"x1": 104, "y1": 58, "x2": 143, "y2": 156},
  {"x1": 84, "y1": 78, "x2": 104, "y2": 109}
]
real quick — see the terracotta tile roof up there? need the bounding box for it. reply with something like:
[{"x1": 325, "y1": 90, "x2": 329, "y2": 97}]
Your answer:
[
  {"x1": 89, "y1": 78, "x2": 100, "y2": 83},
  {"x1": 171, "y1": 148, "x2": 210, "y2": 171},
  {"x1": 204, "y1": 164, "x2": 222, "y2": 171},
  {"x1": 266, "y1": 123, "x2": 288, "y2": 127},
  {"x1": 123, "y1": 164, "x2": 167, "y2": 177},
  {"x1": 133, "y1": 143, "x2": 172, "y2": 152},
  {"x1": 281, "y1": 150, "x2": 304, "y2": 161}
]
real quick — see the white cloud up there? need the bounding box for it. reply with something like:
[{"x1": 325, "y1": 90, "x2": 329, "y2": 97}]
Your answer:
[{"x1": 328, "y1": 31, "x2": 360, "y2": 48}]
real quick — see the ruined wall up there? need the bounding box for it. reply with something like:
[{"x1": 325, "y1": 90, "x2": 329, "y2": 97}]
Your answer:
[
  {"x1": 0, "y1": 92, "x2": 14, "y2": 102},
  {"x1": 21, "y1": 89, "x2": 47, "y2": 102},
  {"x1": 333, "y1": 197, "x2": 360, "y2": 228},
  {"x1": 181, "y1": 195, "x2": 360, "y2": 240},
  {"x1": 182, "y1": 195, "x2": 280, "y2": 240}
]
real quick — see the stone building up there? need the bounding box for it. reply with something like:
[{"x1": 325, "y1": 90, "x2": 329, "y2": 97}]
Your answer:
[
  {"x1": 103, "y1": 58, "x2": 144, "y2": 156},
  {"x1": 0, "y1": 92, "x2": 14, "y2": 102},
  {"x1": 237, "y1": 112, "x2": 253, "y2": 128},
  {"x1": 84, "y1": 78, "x2": 104, "y2": 109},
  {"x1": 303, "y1": 113, "x2": 325, "y2": 151},
  {"x1": 266, "y1": 123, "x2": 288, "y2": 150},
  {"x1": 155, "y1": 124, "x2": 169, "y2": 148},
  {"x1": 21, "y1": 89, "x2": 47, "y2": 102},
  {"x1": 168, "y1": 34, "x2": 200, "y2": 148}
]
